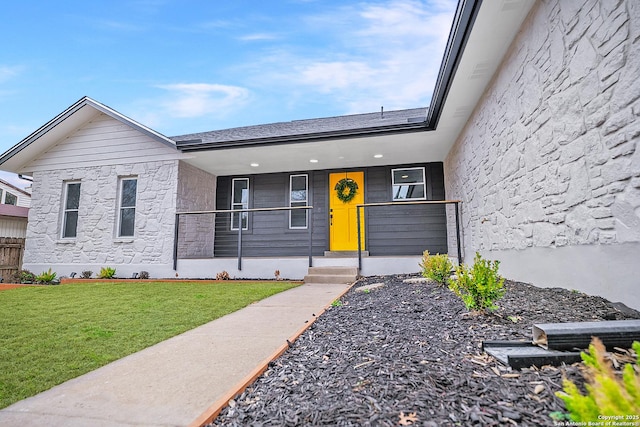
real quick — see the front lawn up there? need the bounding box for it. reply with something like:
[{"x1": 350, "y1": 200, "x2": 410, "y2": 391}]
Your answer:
[{"x1": 0, "y1": 280, "x2": 300, "y2": 409}]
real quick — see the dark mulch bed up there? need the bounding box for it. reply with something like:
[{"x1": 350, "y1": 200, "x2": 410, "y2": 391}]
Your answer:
[{"x1": 210, "y1": 275, "x2": 640, "y2": 426}]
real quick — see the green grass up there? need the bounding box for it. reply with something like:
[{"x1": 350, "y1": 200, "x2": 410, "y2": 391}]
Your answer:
[{"x1": 0, "y1": 280, "x2": 300, "y2": 409}]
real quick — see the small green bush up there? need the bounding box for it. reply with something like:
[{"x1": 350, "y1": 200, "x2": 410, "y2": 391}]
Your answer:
[
  {"x1": 556, "y1": 338, "x2": 640, "y2": 422},
  {"x1": 97, "y1": 267, "x2": 116, "y2": 279},
  {"x1": 36, "y1": 268, "x2": 58, "y2": 285},
  {"x1": 12, "y1": 270, "x2": 36, "y2": 284},
  {"x1": 419, "y1": 250, "x2": 453, "y2": 286},
  {"x1": 448, "y1": 252, "x2": 505, "y2": 312}
]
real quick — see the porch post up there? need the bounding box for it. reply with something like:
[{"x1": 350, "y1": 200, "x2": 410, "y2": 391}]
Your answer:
[
  {"x1": 308, "y1": 207, "x2": 313, "y2": 267},
  {"x1": 357, "y1": 206, "x2": 362, "y2": 271},
  {"x1": 173, "y1": 213, "x2": 179, "y2": 271},
  {"x1": 237, "y1": 212, "x2": 243, "y2": 271},
  {"x1": 454, "y1": 202, "x2": 462, "y2": 264}
]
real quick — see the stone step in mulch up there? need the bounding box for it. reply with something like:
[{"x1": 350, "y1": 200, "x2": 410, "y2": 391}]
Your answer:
[{"x1": 208, "y1": 273, "x2": 640, "y2": 427}]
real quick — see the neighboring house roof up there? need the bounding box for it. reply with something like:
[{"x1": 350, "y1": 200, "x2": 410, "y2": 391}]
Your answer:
[
  {"x1": 174, "y1": 108, "x2": 428, "y2": 150},
  {"x1": 0, "y1": 97, "x2": 177, "y2": 173},
  {"x1": 0, "y1": 204, "x2": 29, "y2": 218}
]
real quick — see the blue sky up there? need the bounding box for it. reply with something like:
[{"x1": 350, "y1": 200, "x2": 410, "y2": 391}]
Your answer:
[{"x1": 0, "y1": 0, "x2": 457, "y2": 187}]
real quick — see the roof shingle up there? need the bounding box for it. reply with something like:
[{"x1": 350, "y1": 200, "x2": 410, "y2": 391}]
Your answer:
[{"x1": 171, "y1": 107, "x2": 427, "y2": 144}]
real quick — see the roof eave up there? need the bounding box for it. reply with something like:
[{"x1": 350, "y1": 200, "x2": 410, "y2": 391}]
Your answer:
[
  {"x1": 177, "y1": 120, "x2": 429, "y2": 152},
  {"x1": 426, "y1": 0, "x2": 483, "y2": 129}
]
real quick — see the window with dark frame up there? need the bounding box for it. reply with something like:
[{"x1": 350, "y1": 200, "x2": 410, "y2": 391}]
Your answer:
[
  {"x1": 118, "y1": 178, "x2": 137, "y2": 237},
  {"x1": 62, "y1": 182, "x2": 81, "y2": 238},
  {"x1": 231, "y1": 178, "x2": 249, "y2": 230},
  {"x1": 4, "y1": 191, "x2": 17, "y2": 205},
  {"x1": 289, "y1": 174, "x2": 308, "y2": 229},
  {"x1": 392, "y1": 167, "x2": 426, "y2": 201}
]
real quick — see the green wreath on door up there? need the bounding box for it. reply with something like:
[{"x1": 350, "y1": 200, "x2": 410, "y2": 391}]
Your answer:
[{"x1": 334, "y1": 178, "x2": 359, "y2": 203}]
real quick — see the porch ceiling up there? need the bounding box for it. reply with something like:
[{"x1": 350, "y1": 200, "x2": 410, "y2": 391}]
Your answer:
[
  {"x1": 180, "y1": 130, "x2": 448, "y2": 175},
  {"x1": 180, "y1": 0, "x2": 535, "y2": 176}
]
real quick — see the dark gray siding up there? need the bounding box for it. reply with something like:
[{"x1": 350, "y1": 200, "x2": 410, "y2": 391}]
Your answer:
[
  {"x1": 215, "y1": 171, "x2": 328, "y2": 257},
  {"x1": 364, "y1": 163, "x2": 447, "y2": 256},
  {"x1": 214, "y1": 163, "x2": 447, "y2": 257}
]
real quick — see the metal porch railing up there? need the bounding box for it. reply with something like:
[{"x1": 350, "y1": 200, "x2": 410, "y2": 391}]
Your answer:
[
  {"x1": 356, "y1": 200, "x2": 463, "y2": 270},
  {"x1": 173, "y1": 206, "x2": 314, "y2": 271}
]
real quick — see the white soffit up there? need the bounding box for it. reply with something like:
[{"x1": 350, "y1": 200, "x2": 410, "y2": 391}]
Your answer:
[{"x1": 435, "y1": 0, "x2": 536, "y2": 144}]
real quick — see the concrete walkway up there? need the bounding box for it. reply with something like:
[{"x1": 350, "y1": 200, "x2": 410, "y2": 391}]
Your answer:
[{"x1": 0, "y1": 282, "x2": 352, "y2": 427}]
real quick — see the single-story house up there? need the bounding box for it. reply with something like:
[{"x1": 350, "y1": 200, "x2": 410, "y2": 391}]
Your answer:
[{"x1": 0, "y1": 0, "x2": 638, "y2": 309}]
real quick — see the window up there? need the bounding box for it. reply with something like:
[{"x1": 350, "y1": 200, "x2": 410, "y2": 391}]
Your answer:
[
  {"x1": 392, "y1": 167, "x2": 426, "y2": 201},
  {"x1": 62, "y1": 182, "x2": 81, "y2": 238},
  {"x1": 118, "y1": 178, "x2": 137, "y2": 237},
  {"x1": 231, "y1": 178, "x2": 249, "y2": 230},
  {"x1": 4, "y1": 191, "x2": 17, "y2": 205},
  {"x1": 289, "y1": 174, "x2": 308, "y2": 229}
]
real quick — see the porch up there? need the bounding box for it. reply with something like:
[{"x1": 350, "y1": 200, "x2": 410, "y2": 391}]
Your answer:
[{"x1": 173, "y1": 200, "x2": 462, "y2": 280}]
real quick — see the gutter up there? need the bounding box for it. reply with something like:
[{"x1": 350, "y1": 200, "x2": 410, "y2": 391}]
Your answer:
[
  {"x1": 426, "y1": 0, "x2": 483, "y2": 129},
  {"x1": 176, "y1": 121, "x2": 429, "y2": 152}
]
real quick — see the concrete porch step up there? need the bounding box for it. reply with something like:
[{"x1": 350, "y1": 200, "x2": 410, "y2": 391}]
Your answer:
[{"x1": 303, "y1": 266, "x2": 358, "y2": 284}]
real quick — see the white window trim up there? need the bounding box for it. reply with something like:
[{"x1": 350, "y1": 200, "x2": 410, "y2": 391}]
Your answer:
[
  {"x1": 61, "y1": 181, "x2": 81, "y2": 239},
  {"x1": 391, "y1": 167, "x2": 427, "y2": 201},
  {"x1": 117, "y1": 177, "x2": 138, "y2": 238},
  {"x1": 231, "y1": 177, "x2": 249, "y2": 231},
  {"x1": 289, "y1": 174, "x2": 308, "y2": 229}
]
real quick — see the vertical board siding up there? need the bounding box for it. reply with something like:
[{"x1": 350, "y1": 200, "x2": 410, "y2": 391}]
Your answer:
[
  {"x1": 211, "y1": 163, "x2": 446, "y2": 257},
  {"x1": 0, "y1": 218, "x2": 28, "y2": 238}
]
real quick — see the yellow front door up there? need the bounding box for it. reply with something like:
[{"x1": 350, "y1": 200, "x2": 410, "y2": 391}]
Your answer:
[{"x1": 329, "y1": 171, "x2": 365, "y2": 251}]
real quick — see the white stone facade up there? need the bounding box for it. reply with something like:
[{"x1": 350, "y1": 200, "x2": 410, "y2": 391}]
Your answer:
[
  {"x1": 24, "y1": 160, "x2": 180, "y2": 277},
  {"x1": 444, "y1": 0, "x2": 640, "y2": 308},
  {"x1": 176, "y1": 161, "x2": 217, "y2": 259}
]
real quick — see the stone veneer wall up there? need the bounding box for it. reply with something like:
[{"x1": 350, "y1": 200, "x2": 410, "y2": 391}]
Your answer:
[
  {"x1": 176, "y1": 161, "x2": 217, "y2": 258},
  {"x1": 24, "y1": 160, "x2": 179, "y2": 275},
  {"x1": 444, "y1": 0, "x2": 640, "y2": 308}
]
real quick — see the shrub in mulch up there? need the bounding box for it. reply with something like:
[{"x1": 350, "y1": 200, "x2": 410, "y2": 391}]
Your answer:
[{"x1": 209, "y1": 274, "x2": 640, "y2": 427}]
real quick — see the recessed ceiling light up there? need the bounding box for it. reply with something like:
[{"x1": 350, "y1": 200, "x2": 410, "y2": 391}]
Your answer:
[
  {"x1": 250, "y1": 163, "x2": 259, "y2": 167},
  {"x1": 374, "y1": 154, "x2": 383, "y2": 158},
  {"x1": 309, "y1": 159, "x2": 319, "y2": 163}
]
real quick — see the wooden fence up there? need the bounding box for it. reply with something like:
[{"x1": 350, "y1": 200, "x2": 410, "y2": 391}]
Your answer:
[{"x1": 0, "y1": 237, "x2": 25, "y2": 282}]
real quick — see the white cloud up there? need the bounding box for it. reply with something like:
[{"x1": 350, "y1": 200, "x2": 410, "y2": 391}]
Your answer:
[
  {"x1": 156, "y1": 83, "x2": 250, "y2": 118},
  {"x1": 242, "y1": 0, "x2": 457, "y2": 113},
  {"x1": 238, "y1": 33, "x2": 280, "y2": 41},
  {"x1": 299, "y1": 61, "x2": 376, "y2": 92},
  {"x1": 0, "y1": 65, "x2": 22, "y2": 83}
]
